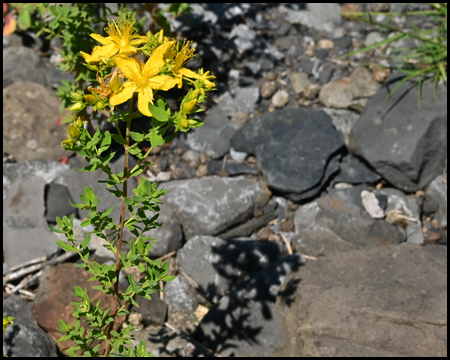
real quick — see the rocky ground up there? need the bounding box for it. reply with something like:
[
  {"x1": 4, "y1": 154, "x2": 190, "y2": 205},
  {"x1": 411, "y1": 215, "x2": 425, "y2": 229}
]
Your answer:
[{"x1": 3, "y1": 3, "x2": 447, "y2": 357}]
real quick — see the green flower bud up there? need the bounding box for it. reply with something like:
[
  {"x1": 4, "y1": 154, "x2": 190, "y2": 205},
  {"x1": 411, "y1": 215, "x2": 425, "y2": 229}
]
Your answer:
[
  {"x1": 68, "y1": 102, "x2": 86, "y2": 112},
  {"x1": 71, "y1": 92, "x2": 84, "y2": 102},
  {"x1": 84, "y1": 94, "x2": 98, "y2": 105}
]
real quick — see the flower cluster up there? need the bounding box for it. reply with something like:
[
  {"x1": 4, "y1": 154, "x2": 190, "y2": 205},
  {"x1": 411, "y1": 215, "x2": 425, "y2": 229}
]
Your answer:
[{"x1": 65, "y1": 11, "x2": 215, "y2": 148}]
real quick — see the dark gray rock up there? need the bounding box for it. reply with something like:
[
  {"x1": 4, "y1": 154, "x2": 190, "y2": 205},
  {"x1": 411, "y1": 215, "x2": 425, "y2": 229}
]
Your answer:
[
  {"x1": 143, "y1": 203, "x2": 184, "y2": 258},
  {"x1": 45, "y1": 182, "x2": 78, "y2": 223},
  {"x1": 132, "y1": 293, "x2": 168, "y2": 327},
  {"x1": 160, "y1": 176, "x2": 271, "y2": 240},
  {"x1": 177, "y1": 235, "x2": 289, "y2": 303},
  {"x1": 333, "y1": 151, "x2": 381, "y2": 184},
  {"x1": 3, "y1": 46, "x2": 49, "y2": 89},
  {"x1": 348, "y1": 75, "x2": 447, "y2": 192},
  {"x1": 224, "y1": 162, "x2": 260, "y2": 176},
  {"x1": 3, "y1": 295, "x2": 58, "y2": 357},
  {"x1": 425, "y1": 174, "x2": 447, "y2": 228},
  {"x1": 206, "y1": 159, "x2": 223, "y2": 175},
  {"x1": 195, "y1": 254, "x2": 305, "y2": 356},
  {"x1": 184, "y1": 106, "x2": 240, "y2": 159},
  {"x1": 293, "y1": 192, "x2": 406, "y2": 257},
  {"x1": 218, "y1": 199, "x2": 278, "y2": 239},
  {"x1": 231, "y1": 107, "x2": 345, "y2": 201}
]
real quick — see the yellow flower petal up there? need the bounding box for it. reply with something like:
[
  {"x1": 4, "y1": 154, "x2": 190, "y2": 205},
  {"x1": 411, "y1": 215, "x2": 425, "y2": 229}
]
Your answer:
[
  {"x1": 148, "y1": 75, "x2": 178, "y2": 91},
  {"x1": 90, "y1": 33, "x2": 113, "y2": 46},
  {"x1": 137, "y1": 87, "x2": 154, "y2": 117},
  {"x1": 177, "y1": 67, "x2": 199, "y2": 79},
  {"x1": 114, "y1": 56, "x2": 141, "y2": 80},
  {"x1": 110, "y1": 81, "x2": 138, "y2": 106},
  {"x1": 143, "y1": 41, "x2": 175, "y2": 78}
]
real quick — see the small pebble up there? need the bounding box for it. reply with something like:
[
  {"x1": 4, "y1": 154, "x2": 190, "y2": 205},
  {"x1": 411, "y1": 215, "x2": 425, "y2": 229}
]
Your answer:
[
  {"x1": 260, "y1": 81, "x2": 277, "y2": 99},
  {"x1": 271, "y1": 90, "x2": 289, "y2": 108}
]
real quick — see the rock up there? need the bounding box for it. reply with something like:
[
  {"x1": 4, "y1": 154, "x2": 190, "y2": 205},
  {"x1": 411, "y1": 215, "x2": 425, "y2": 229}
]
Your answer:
[
  {"x1": 228, "y1": 24, "x2": 257, "y2": 54},
  {"x1": 219, "y1": 199, "x2": 278, "y2": 239},
  {"x1": 425, "y1": 174, "x2": 447, "y2": 228},
  {"x1": 273, "y1": 244, "x2": 447, "y2": 357},
  {"x1": 260, "y1": 81, "x2": 277, "y2": 99},
  {"x1": 177, "y1": 235, "x2": 289, "y2": 303},
  {"x1": 131, "y1": 326, "x2": 214, "y2": 357},
  {"x1": 277, "y1": 4, "x2": 341, "y2": 31},
  {"x1": 3, "y1": 295, "x2": 58, "y2": 357},
  {"x1": 319, "y1": 67, "x2": 381, "y2": 111},
  {"x1": 184, "y1": 106, "x2": 240, "y2": 159},
  {"x1": 160, "y1": 176, "x2": 271, "y2": 240},
  {"x1": 333, "y1": 151, "x2": 381, "y2": 184},
  {"x1": 348, "y1": 75, "x2": 447, "y2": 192},
  {"x1": 271, "y1": 89, "x2": 290, "y2": 108},
  {"x1": 3, "y1": 81, "x2": 68, "y2": 161},
  {"x1": 229, "y1": 147, "x2": 247, "y2": 163},
  {"x1": 31, "y1": 263, "x2": 128, "y2": 355},
  {"x1": 361, "y1": 190, "x2": 385, "y2": 218},
  {"x1": 224, "y1": 162, "x2": 260, "y2": 176},
  {"x1": 142, "y1": 204, "x2": 184, "y2": 258},
  {"x1": 131, "y1": 294, "x2": 168, "y2": 327},
  {"x1": 231, "y1": 107, "x2": 345, "y2": 201},
  {"x1": 3, "y1": 46, "x2": 49, "y2": 89},
  {"x1": 293, "y1": 192, "x2": 405, "y2": 257},
  {"x1": 321, "y1": 107, "x2": 360, "y2": 146},
  {"x1": 195, "y1": 254, "x2": 305, "y2": 356},
  {"x1": 45, "y1": 182, "x2": 78, "y2": 223},
  {"x1": 3, "y1": 176, "x2": 59, "y2": 268},
  {"x1": 289, "y1": 71, "x2": 312, "y2": 95},
  {"x1": 376, "y1": 188, "x2": 424, "y2": 244},
  {"x1": 217, "y1": 86, "x2": 260, "y2": 117},
  {"x1": 230, "y1": 111, "x2": 248, "y2": 127}
]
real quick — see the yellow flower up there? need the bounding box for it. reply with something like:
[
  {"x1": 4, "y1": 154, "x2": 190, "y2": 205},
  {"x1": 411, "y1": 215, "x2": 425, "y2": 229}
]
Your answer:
[
  {"x1": 80, "y1": 13, "x2": 146, "y2": 65},
  {"x1": 169, "y1": 40, "x2": 197, "y2": 88},
  {"x1": 110, "y1": 42, "x2": 179, "y2": 117}
]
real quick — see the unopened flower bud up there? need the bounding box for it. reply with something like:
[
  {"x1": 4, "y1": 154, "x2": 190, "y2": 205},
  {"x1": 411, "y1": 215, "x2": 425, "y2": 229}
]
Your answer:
[
  {"x1": 109, "y1": 76, "x2": 121, "y2": 92},
  {"x1": 84, "y1": 94, "x2": 98, "y2": 105},
  {"x1": 71, "y1": 92, "x2": 84, "y2": 102},
  {"x1": 69, "y1": 102, "x2": 86, "y2": 112},
  {"x1": 181, "y1": 89, "x2": 200, "y2": 114},
  {"x1": 69, "y1": 124, "x2": 80, "y2": 139}
]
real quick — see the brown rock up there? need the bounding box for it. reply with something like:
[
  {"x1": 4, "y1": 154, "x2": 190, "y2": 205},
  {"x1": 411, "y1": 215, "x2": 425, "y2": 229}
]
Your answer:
[
  {"x1": 260, "y1": 81, "x2": 277, "y2": 99},
  {"x1": 31, "y1": 262, "x2": 128, "y2": 356},
  {"x1": 3, "y1": 81, "x2": 68, "y2": 161}
]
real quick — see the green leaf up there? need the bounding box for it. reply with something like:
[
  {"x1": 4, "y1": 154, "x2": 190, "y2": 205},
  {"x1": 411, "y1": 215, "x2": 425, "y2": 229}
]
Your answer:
[
  {"x1": 149, "y1": 130, "x2": 165, "y2": 148},
  {"x1": 73, "y1": 286, "x2": 84, "y2": 297},
  {"x1": 148, "y1": 103, "x2": 169, "y2": 122},
  {"x1": 162, "y1": 275, "x2": 177, "y2": 282},
  {"x1": 47, "y1": 224, "x2": 65, "y2": 234},
  {"x1": 68, "y1": 198, "x2": 85, "y2": 209},
  {"x1": 130, "y1": 131, "x2": 144, "y2": 142},
  {"x1": 102, "y1": 205, "x2": 114, "y2": 217},
  {"x1": 56, "y1": 241, "x2": 77, "y2": 252},
  {"x1": 98, "y1": 131, "x2": 111, "y2": 155},
  {"x1": 80, "y1": 218, "x2": 92, "y2": 227},
  {"x1": 80, "y1": 234, "x2": 91, "y2": 249},
  {"x1": 111, "y1": 133, "x2": 126, "y2": 145},
  {"x1": 136, "y1": 177, "x2": 153, "y2": 196}
]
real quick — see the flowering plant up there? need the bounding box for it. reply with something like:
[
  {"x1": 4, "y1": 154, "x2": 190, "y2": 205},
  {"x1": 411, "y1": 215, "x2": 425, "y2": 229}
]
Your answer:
[{"x1": 48, "y1": 11, "x2": 215, "y2": 357}]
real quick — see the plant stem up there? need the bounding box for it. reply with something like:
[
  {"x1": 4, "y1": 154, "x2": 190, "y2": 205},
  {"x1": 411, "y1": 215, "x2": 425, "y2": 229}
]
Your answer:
[{"x1": 103, "y1": 97, "x2": 134, "y2": 356}]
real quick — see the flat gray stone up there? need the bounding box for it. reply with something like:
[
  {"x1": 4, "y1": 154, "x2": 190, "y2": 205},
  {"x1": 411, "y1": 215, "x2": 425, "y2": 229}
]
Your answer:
[
  {"x1": 3, "y1": 176, "x2": 59, "y2": 268},
  {"x1": 177, "y1": 235, "x2": 288, "y2": 303},
  {"x1": 161, "y1": 176, "x2": 271, "y2": 240}
]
